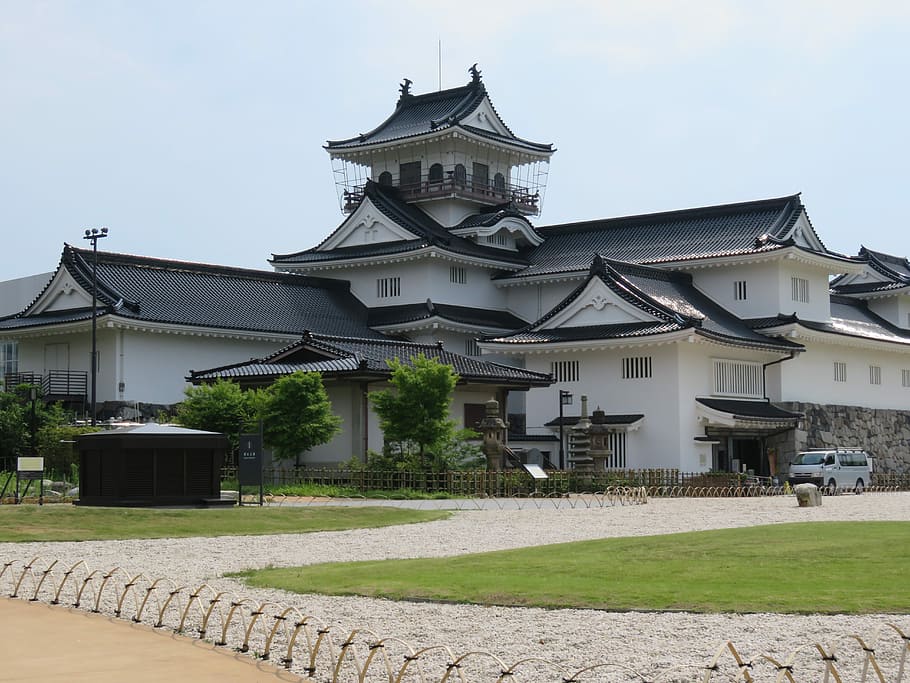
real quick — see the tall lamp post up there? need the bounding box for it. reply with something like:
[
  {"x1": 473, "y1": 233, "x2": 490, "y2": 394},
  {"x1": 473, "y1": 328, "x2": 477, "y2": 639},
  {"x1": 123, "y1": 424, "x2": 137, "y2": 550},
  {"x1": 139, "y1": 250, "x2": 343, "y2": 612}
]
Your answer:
[
  {"x1": 558, "y1": 390, "x2": 573, "y2": 470},
  {"x1": 83, "y1": 227, "x2": 108, "y2": 426}
]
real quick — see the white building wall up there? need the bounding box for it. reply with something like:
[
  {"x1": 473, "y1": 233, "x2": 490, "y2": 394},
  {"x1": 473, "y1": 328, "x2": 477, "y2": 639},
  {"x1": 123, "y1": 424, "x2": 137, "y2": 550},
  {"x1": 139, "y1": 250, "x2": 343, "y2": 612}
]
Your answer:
[
  {"x1": 867, "y1": 295, "x2": 910, "y2": 331},
  {"x1": 503, "y1": 280, "x2": 583, "y2": 324},
  {"x1": 777, "y1": 261, "x2": 831, "y2": 322},
  {"x1": 690, "y1": 262, "x2": 783, "y2": 320},
  {"x1": 0, "y1": 273, "x2": 52, "y2": 317},
  {"x1": 521, "y1": 345, "x2": 683, "y2": 469},
  {"x1": 118, "y1": 330, "x2": 291, "y2": 404},
  {"x1": 775, "y1": 340, "x2": 910, "y2": 409}
]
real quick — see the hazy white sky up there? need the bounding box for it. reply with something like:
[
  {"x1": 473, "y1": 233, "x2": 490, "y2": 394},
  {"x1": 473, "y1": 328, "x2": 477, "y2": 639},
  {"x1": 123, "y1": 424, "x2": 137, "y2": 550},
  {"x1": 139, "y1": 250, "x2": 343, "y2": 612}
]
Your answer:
[{"x1": 2, "y1": 1, "x2": 908, "y2": 280}]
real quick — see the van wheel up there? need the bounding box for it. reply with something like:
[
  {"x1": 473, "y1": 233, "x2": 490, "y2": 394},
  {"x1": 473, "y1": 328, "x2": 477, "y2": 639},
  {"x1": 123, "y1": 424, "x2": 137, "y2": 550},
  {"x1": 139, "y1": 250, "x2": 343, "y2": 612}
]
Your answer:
[
  {"x1": 827, "y1": 479, "x2": 838, "y2": 496},
  {"x1": 855, "y1": 478, "x2": 864, "y2": 495}
]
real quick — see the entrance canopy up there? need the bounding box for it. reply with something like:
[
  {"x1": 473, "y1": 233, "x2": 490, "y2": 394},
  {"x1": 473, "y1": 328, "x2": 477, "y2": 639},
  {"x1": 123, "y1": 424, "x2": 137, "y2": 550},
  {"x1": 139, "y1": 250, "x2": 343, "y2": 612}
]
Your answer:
[{"x1": 695, "y1": 398, "x2": 801, "y2": 432}]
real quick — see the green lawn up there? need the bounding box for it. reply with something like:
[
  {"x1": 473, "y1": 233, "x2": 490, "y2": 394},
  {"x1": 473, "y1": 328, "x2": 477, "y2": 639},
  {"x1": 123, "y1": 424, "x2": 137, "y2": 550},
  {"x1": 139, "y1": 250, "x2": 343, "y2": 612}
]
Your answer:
[
  {"x1": 231, "y1": 521, "x2": 910, "y2": 614},
  {"x1": 0, "y1": 505, "x2": 449, "y2": 542}
]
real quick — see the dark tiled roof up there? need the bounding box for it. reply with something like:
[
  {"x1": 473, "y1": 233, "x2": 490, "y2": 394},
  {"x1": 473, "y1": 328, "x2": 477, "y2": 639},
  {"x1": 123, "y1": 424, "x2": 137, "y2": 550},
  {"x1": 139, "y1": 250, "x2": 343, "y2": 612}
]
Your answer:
[
  {"x1": 191, "y1": 332, "x2": 552, "y2": 387},
  {"x1": 0, "y1": 245, "x2": 381, "y2": 338},
  {"x1": 830, "y1": 246, "x2": 910, "y2": 295},
  {"x1": 486, "y1": 256, "x2": 802, "y2": 352},
  {"x1": 544, "y1": 414, "x2": 644, "y2": 427},
  {"x1": 454, "y1": 204, "x2": 536, "y2": 230},
  {"x1": 498, "y1": 194, "x2": 809, "y2": 280},
  {"x1": 368, "y1": 301, "x2": 528, "y2": 330},
  {"x1": 696, "y1": 398, "x2": 802, "y2": 421},
  {"x1": 747, "y1": 297, "x2": 910, "y2": 347},
  {"x1": 325, "y1": 76, "x2": 552, "y2": 154},
  {"x1": 271, "y1": 181, "x2": 530, "y2": 267}
]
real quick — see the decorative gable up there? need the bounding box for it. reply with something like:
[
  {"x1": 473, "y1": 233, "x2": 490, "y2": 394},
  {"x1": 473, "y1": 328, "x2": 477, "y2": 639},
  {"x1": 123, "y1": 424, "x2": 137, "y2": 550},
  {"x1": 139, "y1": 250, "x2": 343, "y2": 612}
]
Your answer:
[
  {"x1": 461, "y1": 97, "x2": 512, "y2": 137},
  {"x1": 783, "y1": 208, "x2": 825, "y2": 252},
  {"x1": 27, "y1": 268, "x2": 93, "y2": 315},
  {"x1": 540, "y1": 278, "x2": 657, "y2": 329},
  {"x1": 317, "y1": 196, "x2": 419, "y2": 251}
]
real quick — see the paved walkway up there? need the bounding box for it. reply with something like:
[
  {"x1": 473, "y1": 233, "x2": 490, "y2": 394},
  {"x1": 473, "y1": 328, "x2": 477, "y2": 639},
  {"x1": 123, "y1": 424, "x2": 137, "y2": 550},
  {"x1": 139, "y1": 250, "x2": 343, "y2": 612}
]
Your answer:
[{"x1": 0, "y1": 598, "x2": 303, "y2": 682}]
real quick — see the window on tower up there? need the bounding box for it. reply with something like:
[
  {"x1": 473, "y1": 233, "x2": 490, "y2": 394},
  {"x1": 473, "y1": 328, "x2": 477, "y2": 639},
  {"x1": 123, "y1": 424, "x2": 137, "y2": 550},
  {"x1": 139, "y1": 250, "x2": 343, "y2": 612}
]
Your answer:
[
  {"x1": 378, "y1": 171, "x2": 393, "y2": 186},
  {"x1": 429, "y1": 163, "x2": 443, "y2": 185}
]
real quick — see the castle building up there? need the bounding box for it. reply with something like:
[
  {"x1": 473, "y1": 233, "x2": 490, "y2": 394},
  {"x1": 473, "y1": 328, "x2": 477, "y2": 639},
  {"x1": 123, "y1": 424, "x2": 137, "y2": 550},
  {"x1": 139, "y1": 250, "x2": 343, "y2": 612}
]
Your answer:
[{"x1": 2, "y1": 66, "x2": 909, "y2": 473}]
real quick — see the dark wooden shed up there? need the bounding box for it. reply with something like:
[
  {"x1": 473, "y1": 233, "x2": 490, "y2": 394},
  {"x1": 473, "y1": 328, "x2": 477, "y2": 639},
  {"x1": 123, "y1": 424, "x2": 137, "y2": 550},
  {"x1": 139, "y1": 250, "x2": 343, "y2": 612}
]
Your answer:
[{"x1": 76, "y1": 424, "x2": 228, "y2": 506}]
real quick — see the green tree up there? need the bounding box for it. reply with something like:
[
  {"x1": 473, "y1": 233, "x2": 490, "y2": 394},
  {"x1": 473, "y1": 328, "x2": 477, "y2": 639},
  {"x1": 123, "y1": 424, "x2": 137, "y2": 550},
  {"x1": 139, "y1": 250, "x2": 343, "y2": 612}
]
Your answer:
[
  {"x1": 259, "y1": 371, "x2": 341, "y2": 464},
  {"x1": 0, "y1": 385, "x2": 78, "y2": 476},
  {"x1": 369, "y1": 354, "x2": 459, "y2": 469},
  {"x1": 174, "y1": 379, "x2": 259, "y2": 453},
  {"x1": 0, "y1": 390, "x2": 27, "y2": 462}
]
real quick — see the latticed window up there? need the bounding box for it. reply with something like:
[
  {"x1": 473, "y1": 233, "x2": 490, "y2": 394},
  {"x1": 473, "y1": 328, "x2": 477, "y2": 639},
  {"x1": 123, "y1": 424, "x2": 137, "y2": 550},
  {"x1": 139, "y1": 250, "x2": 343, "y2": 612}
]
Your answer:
[
  {"x1": 464, "y1": 338, "x2": 479, "y2": 356},
  {"x1": 449, "y1": 266, "x2": 466, "y2": 284},
  {"x1": 712, "y1": 358, "x2": 763, "y2": 398},
  {"x1": 903, "y1": 369, "x2": 910, "y2": 388},
  {"x1": 551, "y1": 360, "x2": 579, "y2": 382},
  {"x1": 834, "y1": 361, "x2": 847, "y2": 383},
  {"x1": 869, "y1": 365, "x2": 882, "y2": 385},
  {"x1": 0, "y1": 341, "x2": 17, "y2": 387},
  {"x1": 791, "y1": 276, "x2": 809, "y2": 303},
  {"x1": 734, "y1": 280, "x2": 747, "y2": 301},
  {"x1": 376, "y1": 277, "x2": 400, "y2": 298},
  {"x1": 606, "y1": 431, "x2": 627, "y2": 468},
  {"x1": 621, "y1": 356, "x2": 652, "y2": 379}
]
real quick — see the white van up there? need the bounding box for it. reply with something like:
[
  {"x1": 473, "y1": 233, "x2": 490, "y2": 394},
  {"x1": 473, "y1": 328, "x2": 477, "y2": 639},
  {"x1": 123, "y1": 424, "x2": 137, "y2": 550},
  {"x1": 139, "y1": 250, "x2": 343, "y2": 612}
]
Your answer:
[{"x1": 787, "y1": 448, "x2": 872, "y2": 494}]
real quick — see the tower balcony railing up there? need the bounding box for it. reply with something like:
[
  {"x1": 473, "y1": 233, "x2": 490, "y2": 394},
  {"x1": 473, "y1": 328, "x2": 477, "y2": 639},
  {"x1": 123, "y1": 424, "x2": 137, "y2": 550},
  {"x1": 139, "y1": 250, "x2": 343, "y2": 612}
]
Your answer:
[{"x1": 342, "y1": 171, "x2": 541, "y2": 215}]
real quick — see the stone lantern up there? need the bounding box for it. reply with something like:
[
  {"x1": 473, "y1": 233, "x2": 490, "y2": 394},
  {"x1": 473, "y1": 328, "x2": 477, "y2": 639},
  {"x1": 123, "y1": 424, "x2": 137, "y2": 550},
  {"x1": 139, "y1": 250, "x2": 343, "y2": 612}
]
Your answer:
[{"x1": 478, "y1": 397, "x2": 508, "y2": 470}]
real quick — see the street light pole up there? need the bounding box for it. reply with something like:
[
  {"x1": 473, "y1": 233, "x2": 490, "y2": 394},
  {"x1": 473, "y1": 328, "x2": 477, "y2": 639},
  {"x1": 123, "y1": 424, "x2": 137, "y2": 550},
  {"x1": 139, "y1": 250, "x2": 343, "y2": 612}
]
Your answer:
[{"x1": 82, "y1": 227, "x2": 108, "y2": 426}]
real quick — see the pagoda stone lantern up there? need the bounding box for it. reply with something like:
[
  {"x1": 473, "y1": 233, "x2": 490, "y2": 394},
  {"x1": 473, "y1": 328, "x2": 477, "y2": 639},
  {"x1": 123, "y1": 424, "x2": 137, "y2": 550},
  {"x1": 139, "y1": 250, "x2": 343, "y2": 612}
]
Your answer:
[
  {"x1": 568, "y1": 395, "x2": 593, "y2": 470},
  {"x1": 587, "y1": 408, "x2": 614, "y2": 471},
  {"x1": 478, "y1": 398, "x2": 508, "y2": 470}
]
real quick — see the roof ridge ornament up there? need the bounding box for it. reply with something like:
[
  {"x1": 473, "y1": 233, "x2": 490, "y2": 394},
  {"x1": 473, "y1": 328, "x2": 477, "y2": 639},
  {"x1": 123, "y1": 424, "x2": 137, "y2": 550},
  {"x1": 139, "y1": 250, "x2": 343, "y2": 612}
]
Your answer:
[
  {"x1": 398, "y1": 78, "x2": 413, "y2": 103},
  {"x1": 469, "y1": 63, "x2": 482, "y2": 84}
]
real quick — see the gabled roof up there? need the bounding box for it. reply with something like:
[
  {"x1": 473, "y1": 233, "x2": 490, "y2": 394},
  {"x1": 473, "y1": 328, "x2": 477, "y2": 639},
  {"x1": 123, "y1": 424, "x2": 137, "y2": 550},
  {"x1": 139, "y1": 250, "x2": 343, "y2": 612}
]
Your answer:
[
  {"x1": 368, "y1": 301, "x2": 528, "y2": 331},
  {"x1": 830, "y1": 246, "x2": 910, "y2": 296},
  {"x1": 325, "y1": 68, "x2": 552, "y2": 156},
  {"x1": 189, "y1": 332, "x2": 552, "y2": 387},
  {"x1": 270, "y1": 181, "x2": 530, "y2": 267},
  {"x1": 748, "y1": 296, "x2": 910, "y2": 348},
  {"x1": 484, "y1": 255, "x2": 803, "y2": 352},
  {"x1": 497, "y1": 194, "x2": 842, "y2": 280},
  {"x1": 0, "y1": 245, "x2": 381, "y2": 339}
]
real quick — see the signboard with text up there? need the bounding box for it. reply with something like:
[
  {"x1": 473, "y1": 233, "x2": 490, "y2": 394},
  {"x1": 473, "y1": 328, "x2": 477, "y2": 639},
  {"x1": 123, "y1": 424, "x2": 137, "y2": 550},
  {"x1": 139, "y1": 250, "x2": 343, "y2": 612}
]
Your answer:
[
  {"x1": 17, "y1": 457, "x2": 44, "y2": 481},
  {"x1": 238, "y1": 434, "x2": 262, "y2": 486}
]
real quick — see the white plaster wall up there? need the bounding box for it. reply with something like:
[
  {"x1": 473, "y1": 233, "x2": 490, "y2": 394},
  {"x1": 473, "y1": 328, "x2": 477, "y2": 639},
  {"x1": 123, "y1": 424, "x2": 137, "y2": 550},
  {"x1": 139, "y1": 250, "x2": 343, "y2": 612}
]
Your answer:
[
  {"x1": 504, "y1": 280, "x2": 583, "y2": 323},
  {"x1": 522, "y1": 346, "x2": 682, "y2": 469},
  {"x1": 690, "y1": 262, "x2": 783, "y2": 320},
  {"x1": 337, "y1": 259, "x2": 509, "y2": 311},
  {"x1": 777, "y1": 261, "x2": 832, "y2": 322},
  {"x1": 0, "y1": 273, "x2": 52, "y2": 317},
  {"x1": 868, "y1": 295, "x2": 910, "y2": 330},
  {"x1": 775, "y1": 340, "x2": 910, "y2": 409},
  {"x1": 117, "y1": 329, "x2": 290, "y2": 404}
]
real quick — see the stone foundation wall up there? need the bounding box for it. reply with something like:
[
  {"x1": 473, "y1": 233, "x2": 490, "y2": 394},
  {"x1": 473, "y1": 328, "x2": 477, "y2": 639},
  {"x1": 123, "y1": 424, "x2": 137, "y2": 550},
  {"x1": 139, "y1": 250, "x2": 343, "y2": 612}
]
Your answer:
[{"x1": 774, "y1": 401, "x2": 910, "y2": 474}]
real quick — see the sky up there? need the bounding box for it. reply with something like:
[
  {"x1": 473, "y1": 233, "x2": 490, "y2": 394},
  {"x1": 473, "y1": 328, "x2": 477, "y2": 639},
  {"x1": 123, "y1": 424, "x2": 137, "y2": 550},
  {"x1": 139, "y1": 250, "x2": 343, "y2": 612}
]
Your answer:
[{"x1": 2, "y1": 1, "x2": 909, "y2": 281}]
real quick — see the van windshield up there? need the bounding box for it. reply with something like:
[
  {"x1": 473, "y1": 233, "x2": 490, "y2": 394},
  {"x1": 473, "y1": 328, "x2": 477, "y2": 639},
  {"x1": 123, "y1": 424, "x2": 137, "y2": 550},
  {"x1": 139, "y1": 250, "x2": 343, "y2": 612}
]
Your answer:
[{"x1": 792, "y1": 453, "x2": 827, "y2": 465}]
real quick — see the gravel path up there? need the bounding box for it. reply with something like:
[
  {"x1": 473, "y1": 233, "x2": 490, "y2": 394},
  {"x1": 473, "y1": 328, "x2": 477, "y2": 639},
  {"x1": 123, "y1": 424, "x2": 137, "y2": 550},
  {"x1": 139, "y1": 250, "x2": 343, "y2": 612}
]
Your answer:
[{"x1": 3, "y1": 493, "x2": 909, "y2": 680}]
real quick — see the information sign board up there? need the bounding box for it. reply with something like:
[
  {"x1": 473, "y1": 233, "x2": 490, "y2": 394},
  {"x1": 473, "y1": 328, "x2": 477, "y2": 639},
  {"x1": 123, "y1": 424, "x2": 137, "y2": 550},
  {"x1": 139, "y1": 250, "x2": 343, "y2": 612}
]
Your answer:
[{"x1": 238, "y1": 435, "x2": 262, "y2": 486}]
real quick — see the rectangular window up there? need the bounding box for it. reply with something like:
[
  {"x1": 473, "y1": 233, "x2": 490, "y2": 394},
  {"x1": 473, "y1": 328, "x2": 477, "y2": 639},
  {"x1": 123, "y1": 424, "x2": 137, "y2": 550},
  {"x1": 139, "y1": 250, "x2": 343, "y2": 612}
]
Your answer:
[
  {"x1": 399, "y1": 161, "x2": 421, "y2": 190},
  {"x1": 734, "y1": 280, "x2": 747, "y2": 301},
  {"x1": 551, "y1": 360, "x2": 579, "y2": 383},
  {"x1": 0, "y1": 341, "x2": 18, "y2": 389},
  {"x1": 449, "y1": 266, "x2": 467, "y2": 284},
  {"x1": 621, "y1": 356, "x2": 652, "y2": 379},
  {"x1": 712, "y1": 358, "x2": 764, "y2": 398},
  {"x1": 606, "y1": 431, "x2": 627, "y2": 469},
  {"x1": 833, "y1": 361, "x2": 847, "y2": 383},
  {"x1": 376, "y1": 277, "x2": 401, "y2": 298},
  {"x1": 791, "y1": 276, "x2": 809, "y2": 303},
  {"x1": 463, "y1": 403, "x2": 487, "y2": 431},
  {"x1": 869, "y1": 365, "x2": 882, "y2": 385},
  {"x1": 464, "y1": 338, "x2": 480, "y2": 356},
  {"x1": 485, "y1": 233, "x2": 508, "y2": 246},
  {"x1": 903, "y1": 369, "x2": 910, "y2": 388}
]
